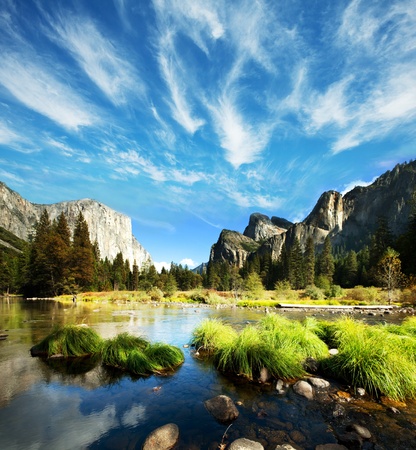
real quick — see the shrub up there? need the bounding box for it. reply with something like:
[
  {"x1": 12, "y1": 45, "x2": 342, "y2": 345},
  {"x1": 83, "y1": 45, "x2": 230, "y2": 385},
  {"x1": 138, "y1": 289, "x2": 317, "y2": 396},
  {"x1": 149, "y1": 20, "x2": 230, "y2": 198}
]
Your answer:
[
  {"x1": 31, "y1": 324, "x2": 103, "y2": 357},
  {"x1": 325, "y1": 284, "x2": 343, "y2": 298},
  {"x1": 274, "y1": 281, "x2": 299, "y2": 301},
  {"x1": 344, "y1": 286, "x2": 381, "y2": 304},
  {"x1": 304, "y1": 284, "x2": 325, "y2": 300},
  {"x1": 148, "y1": 287, "x2": 164, "y2": 301}
]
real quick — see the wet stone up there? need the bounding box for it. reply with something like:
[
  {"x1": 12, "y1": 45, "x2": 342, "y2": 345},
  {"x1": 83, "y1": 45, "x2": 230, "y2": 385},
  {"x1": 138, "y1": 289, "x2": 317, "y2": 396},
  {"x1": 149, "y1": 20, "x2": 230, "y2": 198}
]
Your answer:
[
  {"x1": 308, "y1": 377, "x2": 330, "y2": 389},
  {"x1": 315, "y1": 445, "x2": 348, "y2": 450},
  {"x1": 142, "y1": 423, "x2": 179, "y2": 450},
  {"x1": 228, "y1": 438, "x2": 264, "y2": 450},
  {"x1": 293, "y1": 380, "x2": 313, "y2": 400},
  {"x1": 204, "y1": 395, "x2": 239, "y2": 423},
  {"x1": 347, "y1": 424, "x2": 372, "y2": 439},
  {"x1": 274, "y1": 445, "x2": 297, "y2": 450}
]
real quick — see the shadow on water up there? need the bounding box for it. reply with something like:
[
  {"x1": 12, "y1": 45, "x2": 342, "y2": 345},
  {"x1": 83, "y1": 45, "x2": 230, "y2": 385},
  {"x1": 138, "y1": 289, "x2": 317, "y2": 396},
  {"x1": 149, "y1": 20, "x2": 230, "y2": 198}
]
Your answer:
[{"x1": 1, "y1": 297, "x2": 416, "y2": 449}]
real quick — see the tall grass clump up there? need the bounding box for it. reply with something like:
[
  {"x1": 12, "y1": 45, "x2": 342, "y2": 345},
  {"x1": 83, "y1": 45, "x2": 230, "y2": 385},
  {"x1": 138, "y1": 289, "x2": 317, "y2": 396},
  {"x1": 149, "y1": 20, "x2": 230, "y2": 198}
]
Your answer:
[
  {"x1": 191, "y1": 319, "x2": 238, "y2": 353},
  {"x1": 215, "y1": 325, "x2": 305, "y2": 380},
  {"x1": 102, "y1": 333, "x2": 184, "y2": 375},
  {"x1": 144, "y1": 342, "x2": 184, "y2": 371},
  {"x1": 101, "y1": 333, "x2": 150, "y2": 368},
  {"x1": 320, "y1": 318, "x2": 416, "y2": 400},
  {"x1": 260, "y1": 314, "x2": 329, "y2": 360},
  {"x1": 31, "y1": 324, "x2": 103, "y2": 357}
]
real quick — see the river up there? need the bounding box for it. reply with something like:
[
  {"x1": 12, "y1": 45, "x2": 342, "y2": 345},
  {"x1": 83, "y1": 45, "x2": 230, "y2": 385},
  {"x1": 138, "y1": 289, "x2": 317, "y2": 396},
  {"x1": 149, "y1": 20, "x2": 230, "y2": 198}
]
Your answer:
[{"x1": 0, "y1": 297, "x2": 415, "y2": 449}]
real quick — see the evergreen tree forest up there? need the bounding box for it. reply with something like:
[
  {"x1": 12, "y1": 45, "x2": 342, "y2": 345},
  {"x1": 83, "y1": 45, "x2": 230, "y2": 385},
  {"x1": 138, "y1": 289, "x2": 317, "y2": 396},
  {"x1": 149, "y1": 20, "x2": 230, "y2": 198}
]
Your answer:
[{"x1": 0, "y1": 204, "x2": 415, "y2": 297}]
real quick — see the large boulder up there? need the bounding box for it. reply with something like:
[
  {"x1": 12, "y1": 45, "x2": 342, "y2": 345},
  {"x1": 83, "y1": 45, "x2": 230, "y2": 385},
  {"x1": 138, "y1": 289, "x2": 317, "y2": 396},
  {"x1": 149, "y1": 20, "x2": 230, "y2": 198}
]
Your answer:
[
  {"x1": 142, "y1": 423, "x2": 179, "y2": 450},
  {"x1": 204, "y1": 395, "x2": 239, "y2": 423}
]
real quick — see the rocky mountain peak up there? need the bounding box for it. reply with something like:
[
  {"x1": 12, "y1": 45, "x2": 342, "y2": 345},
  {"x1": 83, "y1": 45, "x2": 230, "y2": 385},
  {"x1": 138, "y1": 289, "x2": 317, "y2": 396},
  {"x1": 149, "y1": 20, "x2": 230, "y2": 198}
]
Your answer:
[
  {"x1": 0, "y1": 182, "x2": 152, "y2": 268},
  {"x1": 304, "y1": 190, "x2": 344, "y2": 232},
  {"x1": 243, "y1": 212, "x2": 286, "y2": 241}
]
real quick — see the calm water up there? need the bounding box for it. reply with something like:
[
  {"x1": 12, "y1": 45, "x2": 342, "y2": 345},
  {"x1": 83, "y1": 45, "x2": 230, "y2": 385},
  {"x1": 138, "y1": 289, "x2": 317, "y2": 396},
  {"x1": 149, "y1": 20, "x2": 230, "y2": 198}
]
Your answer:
[{"x1": 1, "y1": 298, "x2": 415, "y2": 450}]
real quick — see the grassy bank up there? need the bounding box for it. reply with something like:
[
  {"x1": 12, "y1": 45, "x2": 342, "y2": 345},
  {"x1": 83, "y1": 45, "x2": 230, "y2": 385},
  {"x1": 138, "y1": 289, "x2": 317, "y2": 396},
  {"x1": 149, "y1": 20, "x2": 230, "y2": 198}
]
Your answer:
[
  {"x1": 54, "y1": 284, "x2": 414, "y2": 308},
  {"x1": 192, "y1": 315, "x2": 416, "y2": 400}
]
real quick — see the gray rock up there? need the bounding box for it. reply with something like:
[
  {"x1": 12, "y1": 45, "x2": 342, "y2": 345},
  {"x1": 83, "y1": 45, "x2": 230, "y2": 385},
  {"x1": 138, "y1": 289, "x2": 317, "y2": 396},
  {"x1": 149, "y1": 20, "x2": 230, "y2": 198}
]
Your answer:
[
  {"x1": 142, "y1": 423, "x2": 179, "y2": 450},
  {"x1": 229, "y1": 438, "x2": 264, "y2": 450},
  {"x1": 204, "y1": 395, "x2": 239, "y2": 423},
  {"x1": 356, "y1": 388, "x2": 365, "y2": 396},
  {"x1": 293, "y1": 380, "x2": 313, "y2": 400},
  {"x1": 307, "y1": 377, "x2": 330, "y2": 389},
  {"x1": 347, "y1": 424, "x2": 372, "y2": 439}
]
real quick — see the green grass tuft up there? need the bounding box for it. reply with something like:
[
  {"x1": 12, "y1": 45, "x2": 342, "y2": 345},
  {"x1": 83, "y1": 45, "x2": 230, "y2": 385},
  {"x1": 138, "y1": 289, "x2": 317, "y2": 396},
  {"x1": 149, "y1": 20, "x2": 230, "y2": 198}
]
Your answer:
[
  {"x1": 191, "y1": 318, "x2": 238, "y2": 353},
  {"x1": 32, "y1": 324, "x2": 103, "y2": 357},
  {"x1": 320, "y1": 318, "x2": 416, "y2": 400}
]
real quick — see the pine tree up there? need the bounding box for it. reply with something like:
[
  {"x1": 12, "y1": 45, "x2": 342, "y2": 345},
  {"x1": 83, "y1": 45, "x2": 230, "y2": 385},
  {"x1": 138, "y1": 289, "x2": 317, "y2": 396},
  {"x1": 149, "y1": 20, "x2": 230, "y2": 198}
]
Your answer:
[
  {"x1": 71, "y1": 212, "x2": 94, "y2": 290},
  {"x1": 317, "y1": 236, "x2": 335, "y2": 284},
  {"x1": 289, "y1": 238, "x2": 304, "y2": 289},
  {"x1": 304, "y1": 237, "x2": 315, "y2": 286}
]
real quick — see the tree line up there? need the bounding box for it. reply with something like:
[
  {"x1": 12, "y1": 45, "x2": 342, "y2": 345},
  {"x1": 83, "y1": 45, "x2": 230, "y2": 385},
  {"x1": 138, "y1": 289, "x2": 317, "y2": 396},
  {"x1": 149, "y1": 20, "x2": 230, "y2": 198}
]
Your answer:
[{"x1": 0, "y1": 200, "x2": 415, "y2": 297}]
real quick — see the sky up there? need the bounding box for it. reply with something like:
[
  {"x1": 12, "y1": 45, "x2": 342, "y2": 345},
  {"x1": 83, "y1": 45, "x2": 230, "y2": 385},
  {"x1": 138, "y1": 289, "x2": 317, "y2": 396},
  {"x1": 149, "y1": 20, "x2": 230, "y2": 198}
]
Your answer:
[{"x1": 0, "y1": 0, "x2": 415, "y2": 270}]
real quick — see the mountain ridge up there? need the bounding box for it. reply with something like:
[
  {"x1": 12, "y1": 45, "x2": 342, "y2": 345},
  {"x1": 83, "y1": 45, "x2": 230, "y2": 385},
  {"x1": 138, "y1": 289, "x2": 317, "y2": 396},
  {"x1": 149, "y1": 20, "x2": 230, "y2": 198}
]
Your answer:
[
  {"x1": 209, "y1": 160, "x2": 416, "y2": 267},
  {"x1": 0, "y1": 182, "x2": 152, "y2": 268}
]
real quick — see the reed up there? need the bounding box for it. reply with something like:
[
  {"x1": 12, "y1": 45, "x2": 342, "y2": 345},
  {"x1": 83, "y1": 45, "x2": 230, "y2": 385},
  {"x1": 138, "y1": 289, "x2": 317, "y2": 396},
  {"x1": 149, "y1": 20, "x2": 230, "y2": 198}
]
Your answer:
[
  {"x1": 191, "y1": 319, "x2": 238, "y2": 353},
  {"x1": 32, "y1": 324, "x2": 103, "y2": 357}
]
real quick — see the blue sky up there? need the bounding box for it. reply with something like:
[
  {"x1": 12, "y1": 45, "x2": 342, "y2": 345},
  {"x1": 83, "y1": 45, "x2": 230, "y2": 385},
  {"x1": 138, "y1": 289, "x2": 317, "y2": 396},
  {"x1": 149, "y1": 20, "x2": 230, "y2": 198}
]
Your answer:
[{"x1": 0, "y1": 0, "x2": 415, "y2": 270}]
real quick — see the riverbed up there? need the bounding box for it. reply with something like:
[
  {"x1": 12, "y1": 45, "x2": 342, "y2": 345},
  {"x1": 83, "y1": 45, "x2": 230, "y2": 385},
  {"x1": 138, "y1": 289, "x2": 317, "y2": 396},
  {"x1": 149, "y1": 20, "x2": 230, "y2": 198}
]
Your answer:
[{"x1": 1, "y1": 298, "x2": 415, "y2": 449}]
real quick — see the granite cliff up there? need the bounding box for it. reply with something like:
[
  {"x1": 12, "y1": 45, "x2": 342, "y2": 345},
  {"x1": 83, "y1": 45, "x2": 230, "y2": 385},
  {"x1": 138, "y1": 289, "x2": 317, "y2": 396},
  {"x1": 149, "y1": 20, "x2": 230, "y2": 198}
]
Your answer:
[
  {"x1": 210, "y1": 161, "x2": 416, "y2": 267},
  {"x1": 0, "y1": 182, "x2": 152, "y2": 268}
]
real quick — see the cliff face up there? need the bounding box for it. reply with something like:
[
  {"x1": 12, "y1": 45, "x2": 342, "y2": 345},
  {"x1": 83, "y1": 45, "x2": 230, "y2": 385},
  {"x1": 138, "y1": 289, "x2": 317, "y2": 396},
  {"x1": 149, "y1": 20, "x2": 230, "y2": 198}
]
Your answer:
[
  {"x1": 0, "y1": 182, "x2": 152, "y2": 268},
  {"x1": 209, "y1": 160, "x2": 416, "y2": 266}
]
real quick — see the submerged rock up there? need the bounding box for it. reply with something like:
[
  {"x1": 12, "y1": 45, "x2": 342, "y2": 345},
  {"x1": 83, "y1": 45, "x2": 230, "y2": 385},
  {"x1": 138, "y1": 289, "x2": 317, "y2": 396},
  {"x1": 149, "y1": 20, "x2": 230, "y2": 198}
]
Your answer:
[
  {"x1": 315, "y1": 444, "x2": 348, "y2": 450},
  {"x1": 347, "y1": 424, "x2": 371, "y2": 440},
  {"x1": 204, "y1": 395, "x2": 239, "y2": 423},
  {"x1": 228, "y1": 438, "x2": 264, "y2": 449},
  {"x1": 142, "y1": 423, "x2": 179, "y2": 450}
]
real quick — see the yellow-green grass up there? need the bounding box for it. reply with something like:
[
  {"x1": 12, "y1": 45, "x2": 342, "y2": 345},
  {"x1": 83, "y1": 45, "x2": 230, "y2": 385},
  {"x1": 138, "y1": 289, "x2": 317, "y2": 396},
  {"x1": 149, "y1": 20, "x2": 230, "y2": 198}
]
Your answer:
[
  {"x1": 320, "y1": 318, "x2": 416, "y2": 400},
  {"x1": 191, "y1": 318, "x2": 238, "y2": 353}
]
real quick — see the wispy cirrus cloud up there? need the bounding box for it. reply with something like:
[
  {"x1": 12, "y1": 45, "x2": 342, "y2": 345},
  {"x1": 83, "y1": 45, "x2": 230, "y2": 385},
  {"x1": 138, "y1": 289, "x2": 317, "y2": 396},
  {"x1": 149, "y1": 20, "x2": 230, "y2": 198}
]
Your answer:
[
  {"x1": 0, "y1": 52, "x2": 97, "y2": 131},
  {"x1": 105, "y1": 148, "x2": 206, "y2": 185},
  {"x1": 43, "y1": 11, "x2": 145, "y2": 107}
]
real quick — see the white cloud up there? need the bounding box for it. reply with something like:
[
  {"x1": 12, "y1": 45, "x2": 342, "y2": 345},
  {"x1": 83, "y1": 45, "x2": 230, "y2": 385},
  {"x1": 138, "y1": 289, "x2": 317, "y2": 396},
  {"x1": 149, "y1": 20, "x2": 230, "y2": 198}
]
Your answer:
[
  {"x1": 154, "y1": 261, "x2": 171, "y2": 272},
  {"x1": 46, "y1": 12, "x2": 145, "y2": 106},
  {"x1": 210, "y1": 93, "x2": 272, "y2": 168},
  {"x1": 0, "y1": 53, "x2": 97, "y2": 130},
  {"x1": 341, "y1": 176, "x2": 377, "y2": 195},
  {"x1": 0, "y1": 121, "x2": 19, "y2": 144},
  {"x1": 180, "y1": 258, "x2": 197, "y2": 268}
]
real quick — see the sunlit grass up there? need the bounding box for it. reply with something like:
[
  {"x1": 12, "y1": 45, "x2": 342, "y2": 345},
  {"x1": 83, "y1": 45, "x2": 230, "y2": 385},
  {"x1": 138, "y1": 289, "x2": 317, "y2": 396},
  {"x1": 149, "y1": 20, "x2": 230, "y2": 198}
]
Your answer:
[
  {"x1": 320, "y1": 318, "x2": 416, "y2": 400},
  {"x1": 215, "y1": 325, "x2": 305, "y2": 380},
  {"x1": 191, "y1": 318, "x2": 238, "y2": 353},
  {"x1": 101, "y1": 332, "x2": 184, "y2": 375},
  {"x1": 31, "y1": 324, "x2": 103, "y2": 357},
  {"x1": 260, "y1": 314, "x2": 329, "y2": 360}
]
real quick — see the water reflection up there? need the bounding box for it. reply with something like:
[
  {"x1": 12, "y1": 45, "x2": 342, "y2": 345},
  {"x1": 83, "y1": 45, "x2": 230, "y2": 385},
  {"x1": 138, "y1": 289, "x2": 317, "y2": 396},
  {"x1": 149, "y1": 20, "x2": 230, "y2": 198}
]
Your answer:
[{"x1": 1, "y1": 298, "x2": 416, "y2": 449}]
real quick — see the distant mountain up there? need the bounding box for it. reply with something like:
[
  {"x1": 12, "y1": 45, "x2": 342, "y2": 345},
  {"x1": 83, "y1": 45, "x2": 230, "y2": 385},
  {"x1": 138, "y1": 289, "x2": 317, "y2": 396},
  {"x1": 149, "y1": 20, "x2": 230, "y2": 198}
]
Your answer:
[
  {"x1": 0, "y1": 182, "x2": 152, "y2": 268},
  {"x1": 210, "y1": 160, "x2": 416, "y2": 266}
]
